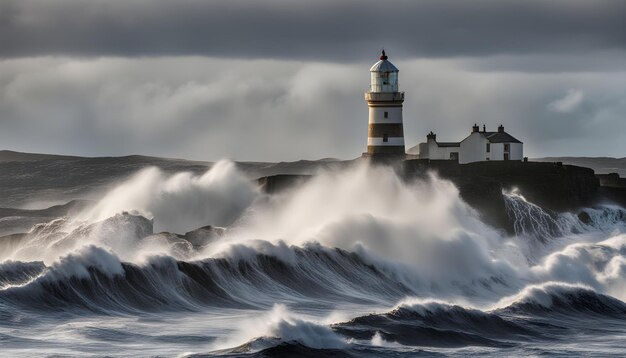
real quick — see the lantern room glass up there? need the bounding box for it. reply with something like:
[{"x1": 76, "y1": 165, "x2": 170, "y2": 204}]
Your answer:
[{"x1": 370, "y1": 71, "x2": 398, "y2": 93}]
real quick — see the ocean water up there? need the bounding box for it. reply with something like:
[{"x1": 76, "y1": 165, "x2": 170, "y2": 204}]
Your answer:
[{"x1": 1, "y1": 161, "x2": 626, "y2": 357}]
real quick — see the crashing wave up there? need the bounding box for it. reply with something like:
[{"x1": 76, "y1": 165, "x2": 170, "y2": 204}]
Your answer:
[
  {"x1": 494, "y1": 282, "x2": 626, "y2": 317},
  {"x1": 504, "y1": 189, "x2": 626, "y2": 243},
  {"x1": 503, "y1": 189, "x2": 582, "y2": 242},
  {"x1": 333, "y1": 298, "x2": 537, "y2": 348},
  {"x1": 0, "y1": 260, "x2": 46, "y2": 289},
  {"x1": 2, "y1": 160, "x2": 626, "y2": 355},
  {"x1": 206, "y1": 304, "x2": 347, "y2": 355},
  {"x1": 0, "y1": 244, "x2": 415, "y2": 314}
]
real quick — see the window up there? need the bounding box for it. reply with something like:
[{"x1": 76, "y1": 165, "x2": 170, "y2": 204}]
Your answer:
[
  {"x1": 504, "y1": 144, "x2": 510, "y2": 152},
  {"x1": 486, "y1": 143, "x2": 490, "y2": 153},
  {"x1": 486, "y1": 158, "x2": 490, "y2": 161},
  {"x1": 383, "y1": 134, "x2": 389, "y2": 142},
  {"x1": 450, "y1": 152, "x2": 459, "y2": 160},
  {"x1": 384, "y1": 111, "x2": 388, "y2": 118}
]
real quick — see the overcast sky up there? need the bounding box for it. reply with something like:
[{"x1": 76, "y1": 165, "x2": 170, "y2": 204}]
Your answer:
[{"x1": 1, "y1": 0, "x2": 625, "y2": 161}]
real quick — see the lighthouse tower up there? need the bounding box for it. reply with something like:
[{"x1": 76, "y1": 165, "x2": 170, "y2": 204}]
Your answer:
[{"x1": 365, "y1": 50, "x2": 405, "y2": 157}]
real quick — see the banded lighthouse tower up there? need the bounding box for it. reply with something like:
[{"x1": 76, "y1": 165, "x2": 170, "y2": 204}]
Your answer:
[{"x1": 365, "y1": 50, "x2": 405, "y2": 157}]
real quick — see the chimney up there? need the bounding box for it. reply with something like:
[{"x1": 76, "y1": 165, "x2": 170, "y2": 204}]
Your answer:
[
  {"x1": 498, "y1": 124, "x2": 504, "y2": 133},
  {"x1": 482, "y1": 124, "x2": 486, "y2": 132},
  {"x1": 426, "y1": 131, "x2": 436, "y2": 141},
  {"x1": 472, "y1": 123, "x2": 479, "y2": 133}
]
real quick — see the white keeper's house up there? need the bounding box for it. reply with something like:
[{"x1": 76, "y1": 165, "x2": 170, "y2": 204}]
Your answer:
[{"x1": 409, "y1": 124, "x2": 523, "y2": 164}]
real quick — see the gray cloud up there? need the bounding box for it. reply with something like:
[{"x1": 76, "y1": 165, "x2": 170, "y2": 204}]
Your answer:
[
  {"x1": 1, "y1": 56, "x2": 625, "y2": 161},
  {"x1": 548, "y1": 89, "x2": 584, "y2": 113},
  {"x1": 1, "y1": 0, "x2": 625, "y2": 61},
  {"x1": 0, "y1": 1, "x2": 624, "y2": 161}
]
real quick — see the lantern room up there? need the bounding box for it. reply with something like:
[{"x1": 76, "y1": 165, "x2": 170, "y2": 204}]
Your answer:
[{"x1": 369, "y1": 50, "x2": 399, "y2": 93}]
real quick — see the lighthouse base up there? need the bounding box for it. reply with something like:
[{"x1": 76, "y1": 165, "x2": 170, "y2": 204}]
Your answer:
[{"x1": 361, "y1": 152, "x2": 406, "y2": 164}]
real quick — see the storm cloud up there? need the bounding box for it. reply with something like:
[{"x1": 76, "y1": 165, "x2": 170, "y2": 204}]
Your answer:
[
  {"x1": 0, "y1": 0, "x2": 624, "y2": 160},
  {"x1": 1, "y1": 0, "x2": 625, "y2": 60}
]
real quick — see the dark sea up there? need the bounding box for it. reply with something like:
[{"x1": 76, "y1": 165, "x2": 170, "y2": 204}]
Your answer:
[{"x1": 1, "y1": 160, "x2": 626, "y2": 357}]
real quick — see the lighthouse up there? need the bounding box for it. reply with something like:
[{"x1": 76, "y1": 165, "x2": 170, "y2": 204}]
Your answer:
[{"x1": 364, "y1": 50, "x2": 405, "y2": 157}]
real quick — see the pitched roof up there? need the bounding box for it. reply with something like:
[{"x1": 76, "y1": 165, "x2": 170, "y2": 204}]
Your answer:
[
  {"x1": 483, "y1": 131, "x2": 522, "y2": 143},
  {"x1": 436, "y1": 142, "x2": 461, "y2": 147}
]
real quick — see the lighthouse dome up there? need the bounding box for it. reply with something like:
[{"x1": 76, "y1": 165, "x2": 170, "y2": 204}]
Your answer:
[
  {"x1": 369, "y1": 50, "x2": 399, "y2": 72},
  {"x1": 370, "y1": 60, "x2": 399, "y2": 72}
]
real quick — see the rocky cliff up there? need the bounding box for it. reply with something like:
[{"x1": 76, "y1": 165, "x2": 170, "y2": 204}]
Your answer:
[{"x1": 257, "y1": 159, "x2": 605, "y2": 234}]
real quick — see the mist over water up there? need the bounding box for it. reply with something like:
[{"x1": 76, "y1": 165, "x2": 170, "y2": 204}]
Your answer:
[
  {"x1": 1, "y1": 160, "x2": 626, "y2": 356},
  {"x1": 79, "y1": 160, "x2": 257, "y2": 233}
]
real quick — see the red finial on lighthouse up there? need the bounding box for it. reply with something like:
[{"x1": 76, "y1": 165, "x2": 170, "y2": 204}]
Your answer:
[{"x1": 380, "y1": 49, "x2": 388, "y2": 60}]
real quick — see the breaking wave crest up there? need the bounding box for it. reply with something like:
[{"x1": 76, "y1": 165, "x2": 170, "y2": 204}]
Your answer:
[
  {"x1": 332, "y1": 282, "x2": 626, "y2": 349},
  {"x1": 0, "y1": 243, "x2": 416, "y2": 314},
  {"x1": 504, "y1": 189, "x2": 626, "y2": 242},
  {"x1": 495, "y1": 282, "x2": 626, "y2": 317},
  {"x1": 334, "y1": 299, "x2": 536, "y2": 348}
]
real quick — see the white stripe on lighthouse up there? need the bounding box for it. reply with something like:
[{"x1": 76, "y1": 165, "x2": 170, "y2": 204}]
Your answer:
[{"x1": 367, "y1": 108, "x2": 403, "y2": 124}]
